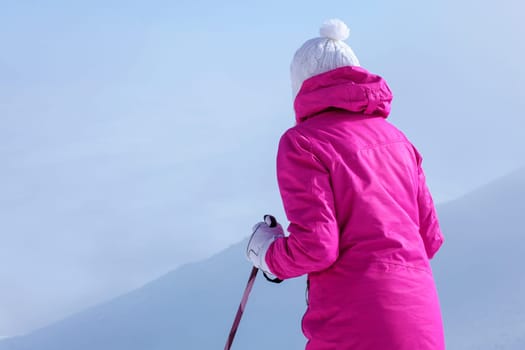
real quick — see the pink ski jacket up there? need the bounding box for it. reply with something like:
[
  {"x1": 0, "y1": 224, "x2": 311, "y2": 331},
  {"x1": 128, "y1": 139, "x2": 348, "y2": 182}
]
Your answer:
[{"x1": 266, "y1": 66, "x2": 445, "y2": 350}]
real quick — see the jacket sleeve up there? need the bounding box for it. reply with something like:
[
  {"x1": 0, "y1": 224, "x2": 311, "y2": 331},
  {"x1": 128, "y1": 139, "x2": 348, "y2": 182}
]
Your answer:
[
  {"x1": 265, "y1": 129, "x2": 339, "y2": 279},
  {"x1": 414, "y1": 148, "x2": 444, "y2": 259}
]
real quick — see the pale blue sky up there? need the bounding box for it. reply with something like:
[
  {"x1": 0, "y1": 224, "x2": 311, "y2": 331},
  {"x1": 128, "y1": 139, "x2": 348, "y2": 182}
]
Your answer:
[{"x1": 1, "y1": 0, "x2": 524, "y2": 336}]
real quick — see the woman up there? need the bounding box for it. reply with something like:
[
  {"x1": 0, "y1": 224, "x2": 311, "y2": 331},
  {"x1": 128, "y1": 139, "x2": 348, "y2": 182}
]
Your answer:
[{"x1": 246, "y1": 19, "x2": 445, "y2": 350}]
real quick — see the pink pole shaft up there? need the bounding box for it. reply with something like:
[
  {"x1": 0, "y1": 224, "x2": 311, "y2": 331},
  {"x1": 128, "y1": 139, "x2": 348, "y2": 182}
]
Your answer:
[{"x1": 224, "y1": 267, "x2": 259, "y2": 350}]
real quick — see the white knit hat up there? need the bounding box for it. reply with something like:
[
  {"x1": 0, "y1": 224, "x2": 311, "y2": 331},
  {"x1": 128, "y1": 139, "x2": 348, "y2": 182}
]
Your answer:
[{"x1": 290, "y1": 19, "x2": 360, "y2": 97}]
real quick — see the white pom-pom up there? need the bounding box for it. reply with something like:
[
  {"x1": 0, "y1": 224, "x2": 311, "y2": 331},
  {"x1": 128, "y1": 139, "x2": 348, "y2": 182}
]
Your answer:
[{"x1": 319, "y1": 18, "x2": 350, "y2": 41}]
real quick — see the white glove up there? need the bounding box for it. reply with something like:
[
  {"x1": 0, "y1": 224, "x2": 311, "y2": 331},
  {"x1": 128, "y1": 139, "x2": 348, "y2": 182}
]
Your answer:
[{"x1": 246, "y1": 219, "x2": 284, "y2": 276}]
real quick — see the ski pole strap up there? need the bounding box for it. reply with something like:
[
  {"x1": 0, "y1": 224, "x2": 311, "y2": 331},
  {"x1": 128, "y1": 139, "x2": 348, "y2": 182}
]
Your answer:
[{"x1": 263, "y1": 271, "x2": 283, "y2": 284}]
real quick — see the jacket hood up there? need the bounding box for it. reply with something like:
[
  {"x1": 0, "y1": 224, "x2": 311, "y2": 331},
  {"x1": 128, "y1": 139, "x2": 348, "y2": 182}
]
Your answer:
[{"x1": 293, "y1": 66, "x2": 393, "y2": 124}]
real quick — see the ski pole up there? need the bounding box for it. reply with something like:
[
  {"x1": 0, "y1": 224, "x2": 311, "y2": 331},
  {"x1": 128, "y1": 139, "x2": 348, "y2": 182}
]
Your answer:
[{"x1": 224, "y1": 215, "x2": 277, "y2": 350}]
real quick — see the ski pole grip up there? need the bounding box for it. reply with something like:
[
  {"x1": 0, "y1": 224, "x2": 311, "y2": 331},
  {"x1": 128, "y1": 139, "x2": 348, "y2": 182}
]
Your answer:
[
  {"x1": 264, "y1": 215, "x2": 277, "y2": 228},
  {"x1": 262, "y1": 214, "x2": 283, "y2": 284}
]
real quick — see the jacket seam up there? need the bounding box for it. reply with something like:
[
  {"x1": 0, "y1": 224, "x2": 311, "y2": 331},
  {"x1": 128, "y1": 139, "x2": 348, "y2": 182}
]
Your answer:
[
  {"x1": 289, "y1": 128, "x2": 329, "y2": 172},
  {"x1": 356, "y1": 139, "x2": 409, "y2": 153},
  {"x1": 369, "y1": 259, "x2": 432, "y2": 274}
]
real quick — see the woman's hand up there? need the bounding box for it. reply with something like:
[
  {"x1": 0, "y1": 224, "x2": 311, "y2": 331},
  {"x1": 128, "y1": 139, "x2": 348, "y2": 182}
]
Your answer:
[{"x1": 246, "y1": 218, "x2": 284, "y2": 275}]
